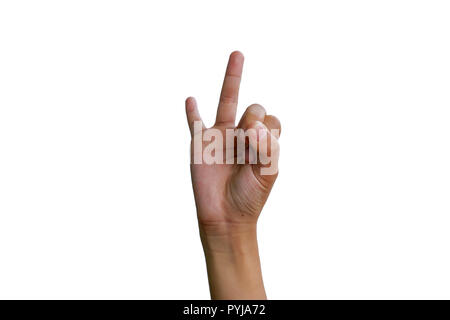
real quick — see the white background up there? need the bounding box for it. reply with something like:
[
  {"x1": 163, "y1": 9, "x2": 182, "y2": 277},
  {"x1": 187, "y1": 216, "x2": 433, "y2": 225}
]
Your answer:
[{"x1": 1, "y1": 1, "x2": 449, "y2": 299}]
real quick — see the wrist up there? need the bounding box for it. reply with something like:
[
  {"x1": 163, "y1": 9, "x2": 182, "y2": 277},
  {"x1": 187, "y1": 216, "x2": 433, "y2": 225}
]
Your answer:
[
  {"x1": 199, "y1": 221, "x2": 259, "y2": 255},
  {"x1": 199, "y1": 222, "x2": 266, "y2": 300}
]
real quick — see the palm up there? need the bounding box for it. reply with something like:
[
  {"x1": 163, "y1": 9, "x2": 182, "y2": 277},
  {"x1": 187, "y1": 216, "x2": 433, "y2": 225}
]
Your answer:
[{"x1": 186, "y1": 52, "x2": 280, "y2": 229}]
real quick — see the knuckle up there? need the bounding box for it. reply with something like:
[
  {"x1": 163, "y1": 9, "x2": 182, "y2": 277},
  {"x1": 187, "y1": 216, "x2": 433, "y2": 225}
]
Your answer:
[
  {"x1": 247, "y1": 104, "x2": 266, "y2": 115},
  {"x1": 220, "y1": 95, "x2": 237, "y2": 104}
]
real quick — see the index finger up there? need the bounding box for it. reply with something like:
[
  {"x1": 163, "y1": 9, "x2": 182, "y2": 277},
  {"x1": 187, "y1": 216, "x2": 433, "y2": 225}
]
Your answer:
[{"x1": 215, "y1": 51, "x2": 244, "y2": 126}]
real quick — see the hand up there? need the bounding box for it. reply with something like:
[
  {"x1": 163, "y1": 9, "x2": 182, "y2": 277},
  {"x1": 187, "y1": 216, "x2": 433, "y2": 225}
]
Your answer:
[
  {"x1": 185, "y1": 51, "x2": 281, "y2": 239},
  {"x1": 184, "y1": 51, "x2": 281, "y2": 300}
]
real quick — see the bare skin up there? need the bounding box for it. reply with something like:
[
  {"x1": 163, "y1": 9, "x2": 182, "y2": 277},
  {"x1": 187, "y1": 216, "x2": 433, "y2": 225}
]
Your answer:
[{"x1": 185, "y1": 51, "x2": 281, "y2": 300}]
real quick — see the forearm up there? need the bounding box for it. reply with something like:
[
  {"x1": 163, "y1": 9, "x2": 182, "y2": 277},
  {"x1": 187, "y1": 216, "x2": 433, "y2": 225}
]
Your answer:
[{"x1": 200, "y1": 224, "x2": 266, "y2": 300}]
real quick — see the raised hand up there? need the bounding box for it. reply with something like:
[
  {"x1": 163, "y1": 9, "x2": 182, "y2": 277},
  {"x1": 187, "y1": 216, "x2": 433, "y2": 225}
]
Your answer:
[{"x1": 185, "y1": 51, "x2": 281, "y2": 299}]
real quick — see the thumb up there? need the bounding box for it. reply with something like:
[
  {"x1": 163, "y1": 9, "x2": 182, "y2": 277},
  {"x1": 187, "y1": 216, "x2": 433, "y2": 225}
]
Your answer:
[{"x1": 248, "y1": 121, "x2": 280, "y2": 186}]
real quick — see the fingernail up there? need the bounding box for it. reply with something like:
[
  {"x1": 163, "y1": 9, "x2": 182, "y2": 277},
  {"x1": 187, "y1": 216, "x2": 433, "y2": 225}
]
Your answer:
[{"x1": 254, "y1": 121, "x2": 267, "y2": 140}]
